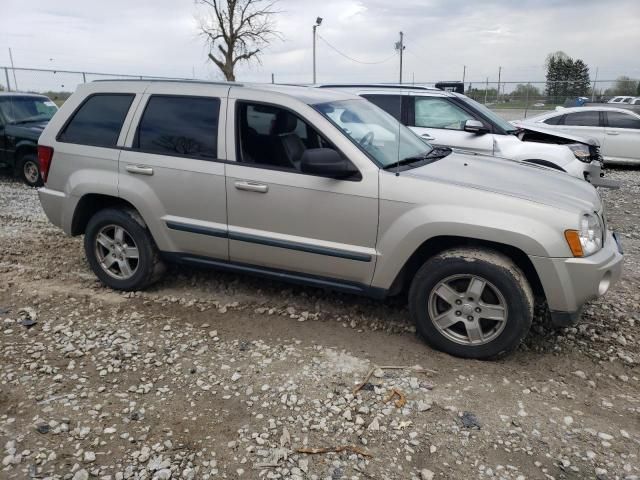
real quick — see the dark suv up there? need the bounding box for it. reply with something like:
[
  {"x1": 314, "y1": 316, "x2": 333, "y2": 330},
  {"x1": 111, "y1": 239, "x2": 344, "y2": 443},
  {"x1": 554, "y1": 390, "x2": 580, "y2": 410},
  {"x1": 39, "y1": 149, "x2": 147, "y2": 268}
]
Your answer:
[{"x1": 0, "y1": 93, "x2": 58, "y2": 186}]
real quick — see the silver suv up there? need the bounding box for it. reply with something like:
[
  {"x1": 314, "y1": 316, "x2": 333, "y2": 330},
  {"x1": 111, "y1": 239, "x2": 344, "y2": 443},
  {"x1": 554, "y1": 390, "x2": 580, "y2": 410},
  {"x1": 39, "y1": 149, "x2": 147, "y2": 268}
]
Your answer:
[{"x1": 37, "y1": 80, "x2": 623, "y2": 359}]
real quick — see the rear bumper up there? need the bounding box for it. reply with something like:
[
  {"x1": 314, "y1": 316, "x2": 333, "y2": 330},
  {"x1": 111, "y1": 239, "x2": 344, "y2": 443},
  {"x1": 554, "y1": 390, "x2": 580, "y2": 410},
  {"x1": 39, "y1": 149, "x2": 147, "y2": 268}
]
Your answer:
[
  {"x1": 38, "y1": 187, "x2": 72, "y2": 233},
  {"x1": 530, "y1": 230, "x2": 623, "y2": 326}
]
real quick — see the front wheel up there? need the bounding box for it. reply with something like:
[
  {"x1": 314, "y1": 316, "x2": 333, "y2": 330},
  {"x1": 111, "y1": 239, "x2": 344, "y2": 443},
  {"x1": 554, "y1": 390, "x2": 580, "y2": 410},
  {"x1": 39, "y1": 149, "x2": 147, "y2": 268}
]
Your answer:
[
  {"x1": 409, "y1": 248, "x2": 533, "y2": 359},
  {"x1": 84, "y1": 208, "x2": 165, "y2": 291},
  {"x1": 18, "y1": 153, "x2": 43, "y2": 187}
]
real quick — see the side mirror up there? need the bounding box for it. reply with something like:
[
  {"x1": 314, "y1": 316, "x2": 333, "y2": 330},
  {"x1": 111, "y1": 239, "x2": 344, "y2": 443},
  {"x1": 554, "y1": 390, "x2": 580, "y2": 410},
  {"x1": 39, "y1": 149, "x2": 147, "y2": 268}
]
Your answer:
[
  {"x1": 464, "y1": 119, "x2": 489, "y2": 134},
  {"x1": 300, "y1": 148, "x2": 360, "y2": 179}
]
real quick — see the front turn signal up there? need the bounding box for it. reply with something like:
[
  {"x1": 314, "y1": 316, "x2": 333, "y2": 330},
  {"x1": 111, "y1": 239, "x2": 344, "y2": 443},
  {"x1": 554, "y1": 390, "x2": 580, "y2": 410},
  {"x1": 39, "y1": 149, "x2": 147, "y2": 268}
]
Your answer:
[{"x1": 564, "y1": 230, "x2": 584, "y2": 257}]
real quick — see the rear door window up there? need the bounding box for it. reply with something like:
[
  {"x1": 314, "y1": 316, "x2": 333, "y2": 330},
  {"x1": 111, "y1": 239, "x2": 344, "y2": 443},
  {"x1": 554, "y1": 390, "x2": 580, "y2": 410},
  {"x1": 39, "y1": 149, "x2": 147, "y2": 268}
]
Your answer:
[
  {"x1": 135, "y1": 95, "x2": 220, "y2": 159},
  {"x1": 58, "y1": 94, "x2": 134, "y2": 147},
  {"x1": 563, "y1": 111, "x2": 601, "y2": 127},
  {"x1": 606, "y1": 111, "x2": 640, "y2": 129},
  {"x1": 361, "y1": 94, "x2": 403, "y2": 121}
]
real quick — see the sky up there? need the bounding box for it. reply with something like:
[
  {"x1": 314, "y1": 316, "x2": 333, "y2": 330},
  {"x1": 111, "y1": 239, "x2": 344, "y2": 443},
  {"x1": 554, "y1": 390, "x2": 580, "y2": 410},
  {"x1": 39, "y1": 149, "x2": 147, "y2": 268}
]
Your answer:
[{"x1": 1, "y1": 0, "x2": 639, "y2": 91}]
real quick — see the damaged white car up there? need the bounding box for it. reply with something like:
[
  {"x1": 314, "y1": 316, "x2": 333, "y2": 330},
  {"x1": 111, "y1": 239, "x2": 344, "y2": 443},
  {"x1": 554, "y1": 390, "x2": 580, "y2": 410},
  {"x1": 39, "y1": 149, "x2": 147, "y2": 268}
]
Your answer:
[{"x1": 317, "y1": 85, "x2": 616, "y2": 188}]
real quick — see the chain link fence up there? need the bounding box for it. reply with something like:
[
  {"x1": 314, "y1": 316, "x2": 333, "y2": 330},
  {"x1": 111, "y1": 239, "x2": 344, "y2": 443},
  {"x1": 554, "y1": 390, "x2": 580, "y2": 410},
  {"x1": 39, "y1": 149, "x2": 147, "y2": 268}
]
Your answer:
[
  {"x1": 1, "y1": 66, "x2": 638, "y2": 120},
  {"x1": 0, "y1": 66, "x2": 190, "y2": 105},
  {"x1": 453, "y1": 79, "x2": 639, "y2": 119}
]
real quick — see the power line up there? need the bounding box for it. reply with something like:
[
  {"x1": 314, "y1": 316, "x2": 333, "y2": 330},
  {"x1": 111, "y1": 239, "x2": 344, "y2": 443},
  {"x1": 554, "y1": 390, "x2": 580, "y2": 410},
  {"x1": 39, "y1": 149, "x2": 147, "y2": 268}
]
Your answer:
[{"x1": 316, "y1": 34, "x2": 395, "y2": 65}]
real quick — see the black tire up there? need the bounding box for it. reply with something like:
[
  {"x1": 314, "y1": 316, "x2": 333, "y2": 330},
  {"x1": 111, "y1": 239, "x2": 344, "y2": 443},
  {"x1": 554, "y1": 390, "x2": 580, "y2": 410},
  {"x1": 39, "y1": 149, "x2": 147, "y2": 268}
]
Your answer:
[
  {"x1": 408, "y1": 248, "x2": 533, "y2": 359},
  {"x1": 18, "y1": 153, "x2": 43, "y2": 187},
  {"x1": 84, "y1": 208, "x2": 165, "y2": 291}
]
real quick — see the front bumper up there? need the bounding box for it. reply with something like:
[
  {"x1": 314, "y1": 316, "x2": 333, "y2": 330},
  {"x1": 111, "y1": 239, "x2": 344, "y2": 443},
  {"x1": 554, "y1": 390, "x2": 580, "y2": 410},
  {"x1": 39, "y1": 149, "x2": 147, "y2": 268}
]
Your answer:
[
  {"x1": 585, "y1": 161, "x2": 620, "y2": 189},
  {"x1": 529, "y1": 230, "x2": 624, "y2": 326}
]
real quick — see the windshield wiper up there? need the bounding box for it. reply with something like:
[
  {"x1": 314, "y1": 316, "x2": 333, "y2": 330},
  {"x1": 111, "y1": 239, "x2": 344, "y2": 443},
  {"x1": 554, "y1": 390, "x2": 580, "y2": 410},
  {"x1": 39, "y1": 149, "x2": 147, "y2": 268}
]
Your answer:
[{"x1": 383, "y1": 147, "x2": 452, "y2": 170}]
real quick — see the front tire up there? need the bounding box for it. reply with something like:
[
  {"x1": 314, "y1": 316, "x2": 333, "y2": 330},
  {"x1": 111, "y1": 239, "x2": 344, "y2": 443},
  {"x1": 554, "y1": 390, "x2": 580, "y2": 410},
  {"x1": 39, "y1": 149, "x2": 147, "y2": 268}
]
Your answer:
[
  {"x1": 84, "y1": 208, "x2": 165, "y2": 291},
  {"x1": 409, "y1": 248, "x2": 533, "y2": 359},
  {"x1": 18, "y1": 153, "x2": 43, "y2": 187}
]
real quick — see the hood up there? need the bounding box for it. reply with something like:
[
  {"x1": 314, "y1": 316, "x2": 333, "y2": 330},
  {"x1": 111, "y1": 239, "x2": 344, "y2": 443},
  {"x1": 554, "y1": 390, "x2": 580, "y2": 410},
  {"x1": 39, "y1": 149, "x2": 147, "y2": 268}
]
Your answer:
[
  {"x1": 512, "y1": 121, "x2": 599, "y2": 146},
  {"x1": 5, "y1": 120, "x2": 49, "y2": 142},
  {"x1": 405, "y1": 150, "x2": 601, "y2": 214}
]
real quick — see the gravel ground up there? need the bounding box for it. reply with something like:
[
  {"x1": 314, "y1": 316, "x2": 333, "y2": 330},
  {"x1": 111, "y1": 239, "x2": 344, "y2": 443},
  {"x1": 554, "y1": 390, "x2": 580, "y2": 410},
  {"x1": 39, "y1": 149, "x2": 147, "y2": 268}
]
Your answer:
[{"x1": 0, "y1": 168, "x2": 639, "y2": 480}]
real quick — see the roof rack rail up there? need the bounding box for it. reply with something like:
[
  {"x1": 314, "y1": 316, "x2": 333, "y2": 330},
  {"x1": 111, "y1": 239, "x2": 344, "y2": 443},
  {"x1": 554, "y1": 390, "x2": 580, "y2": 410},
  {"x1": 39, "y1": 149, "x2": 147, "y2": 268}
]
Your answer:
[
  {"x1": 92, "y1": 78, "x2": 243, "y2": 87},
  {"x1": 317, "y1": 83, "x2": 437, "y2": 90}
]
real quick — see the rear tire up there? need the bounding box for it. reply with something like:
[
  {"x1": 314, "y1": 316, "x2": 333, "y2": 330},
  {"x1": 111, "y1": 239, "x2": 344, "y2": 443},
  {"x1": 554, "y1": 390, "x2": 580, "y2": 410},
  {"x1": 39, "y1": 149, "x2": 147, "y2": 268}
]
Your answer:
[
  {"x1": 84, "y1": 208, "x2": 165, "y2": 291},
  {"x1": 408, "y1": 248, "x2": 533, "y2": 359},
  {"x1": 18, "y1": 153, "x2": 43, "y2": 187}
]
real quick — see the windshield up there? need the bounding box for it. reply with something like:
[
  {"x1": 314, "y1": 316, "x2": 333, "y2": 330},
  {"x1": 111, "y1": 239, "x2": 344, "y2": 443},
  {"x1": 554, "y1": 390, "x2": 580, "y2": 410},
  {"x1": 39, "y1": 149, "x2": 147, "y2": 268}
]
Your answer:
[
  {"x1": 0, "y1": 96, "x2": 58, "y2": 124},
  {"x1": 314, "y1": 99, "x2": 432, "y2": 168},
  {"x1": 457, "y1": 95, "x2": 517, "y2": 133}
]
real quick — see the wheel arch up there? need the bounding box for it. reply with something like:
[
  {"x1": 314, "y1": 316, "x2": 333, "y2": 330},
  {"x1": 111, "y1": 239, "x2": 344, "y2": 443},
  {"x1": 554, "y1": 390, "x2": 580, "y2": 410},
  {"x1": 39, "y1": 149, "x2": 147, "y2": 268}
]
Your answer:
[
  {"x1": 388, "y1": 235, "x2": 545, "y2": 302},
  {"x1": 71, "y1": 193, "x2": 141, "y2": 236}
]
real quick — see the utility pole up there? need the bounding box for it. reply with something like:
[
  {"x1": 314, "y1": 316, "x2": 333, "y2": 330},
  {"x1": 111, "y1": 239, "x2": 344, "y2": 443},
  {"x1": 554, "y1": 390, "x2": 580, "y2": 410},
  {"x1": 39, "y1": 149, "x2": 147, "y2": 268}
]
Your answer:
[
  {"x1": 591, "y1": 66, "x2": 598, "y2": 102},
  {"x1": 312, "y1": 17, "x2": 323, "y2": 84},
  {"x1": 462, "y1": 65, "x2": 466, "y2": 85},
  {"x1": 8, "y1": 48, "x2": 18, "y2": 91},
  {"x1": 496, "y1": 66, "x2": 502, "y2": 103},
  {"x1": 396, "y1": 32, "x2": 405, "y2": 83},
  {"x1": 484, "y1": 77, "x2": 489, "y2": 104}
]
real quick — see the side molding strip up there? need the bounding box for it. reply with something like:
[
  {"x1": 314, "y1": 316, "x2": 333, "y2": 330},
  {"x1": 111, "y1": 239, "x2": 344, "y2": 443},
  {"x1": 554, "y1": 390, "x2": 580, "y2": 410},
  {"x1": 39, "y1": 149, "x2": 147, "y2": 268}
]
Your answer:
[{"x1": 165, "y1": 221, "x2": 372, "y2": 263}]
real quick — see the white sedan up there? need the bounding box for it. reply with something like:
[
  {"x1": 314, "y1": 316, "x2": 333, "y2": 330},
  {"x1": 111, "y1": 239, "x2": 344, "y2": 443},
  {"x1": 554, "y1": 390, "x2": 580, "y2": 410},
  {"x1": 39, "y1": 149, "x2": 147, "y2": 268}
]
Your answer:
[{"x1": 515, "y1": 106, "x2": 640, "y2": 165}]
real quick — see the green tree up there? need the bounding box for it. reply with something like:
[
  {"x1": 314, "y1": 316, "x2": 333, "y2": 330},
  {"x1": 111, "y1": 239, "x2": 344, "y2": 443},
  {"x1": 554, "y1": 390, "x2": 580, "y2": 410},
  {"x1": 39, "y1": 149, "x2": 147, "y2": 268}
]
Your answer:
[
  {"x1": 637, "y1": 81, "x2": 640, "y2": 96},
  {"x1": 510, "y1": 84, "x2": 540, "y2": 100},
  {"x1": 611, "y1": 76, "x2": 638, "y2": 96},
  {"x1": 545, "y1": 51, "x2": 590, "y2": 102},
  {"x1": 570, "y1": 59, "x2": 590, "y2": 97}
]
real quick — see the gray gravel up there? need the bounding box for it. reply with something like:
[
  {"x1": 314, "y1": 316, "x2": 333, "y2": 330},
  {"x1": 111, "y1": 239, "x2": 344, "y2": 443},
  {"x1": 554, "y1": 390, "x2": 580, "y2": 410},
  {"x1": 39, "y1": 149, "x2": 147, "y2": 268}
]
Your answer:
[{"x1": 1, "y1": 168, "x2": 639, "y2": 479}]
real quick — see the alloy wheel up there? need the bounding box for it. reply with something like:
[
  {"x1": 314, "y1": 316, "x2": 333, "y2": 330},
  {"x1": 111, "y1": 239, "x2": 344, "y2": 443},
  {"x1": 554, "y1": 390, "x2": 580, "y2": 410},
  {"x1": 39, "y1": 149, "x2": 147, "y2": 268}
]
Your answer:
[{"x1": 427, "y1": 274, "x2": 508, "y2": 346}]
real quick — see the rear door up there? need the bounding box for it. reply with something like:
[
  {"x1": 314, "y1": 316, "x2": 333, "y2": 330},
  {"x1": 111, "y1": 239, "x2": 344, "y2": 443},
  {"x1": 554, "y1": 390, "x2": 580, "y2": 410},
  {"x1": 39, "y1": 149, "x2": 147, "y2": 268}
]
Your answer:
[
  {"x1": 603, "y1": 110, "x2": 640, "y2": 163},
  {"x1": 407, "y1": 94, "x2": 494, "y2": 154},
  {"x1": 120, "y1": 84, "x2": 229, "y2": 259}
]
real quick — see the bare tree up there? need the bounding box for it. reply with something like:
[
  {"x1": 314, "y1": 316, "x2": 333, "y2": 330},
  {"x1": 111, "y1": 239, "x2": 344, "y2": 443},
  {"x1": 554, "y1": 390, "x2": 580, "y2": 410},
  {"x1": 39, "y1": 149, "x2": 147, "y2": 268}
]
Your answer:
[{"x1": 198, "y1": 0, "x2": 279, "y2": 81}]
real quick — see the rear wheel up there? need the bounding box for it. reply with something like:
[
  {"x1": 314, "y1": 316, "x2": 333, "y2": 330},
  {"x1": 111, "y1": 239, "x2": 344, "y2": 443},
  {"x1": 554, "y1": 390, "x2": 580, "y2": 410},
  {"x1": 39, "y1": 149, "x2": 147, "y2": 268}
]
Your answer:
[
  {"x1": 18, "y1": 153, "x2": 42, "y2": 187},
  {"x1": 409, "y1": 248, "x2": 533, "y2": 359},
  {"x1": 84, "y1": 208, "x2": 165, "y2": 290}
]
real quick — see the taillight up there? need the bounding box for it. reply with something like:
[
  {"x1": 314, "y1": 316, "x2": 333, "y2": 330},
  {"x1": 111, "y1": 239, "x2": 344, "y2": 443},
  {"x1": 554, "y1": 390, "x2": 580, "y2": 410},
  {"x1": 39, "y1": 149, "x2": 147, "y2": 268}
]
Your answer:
[{"x1": 37, "y1": 145, "x2": 54, "y2": 183}]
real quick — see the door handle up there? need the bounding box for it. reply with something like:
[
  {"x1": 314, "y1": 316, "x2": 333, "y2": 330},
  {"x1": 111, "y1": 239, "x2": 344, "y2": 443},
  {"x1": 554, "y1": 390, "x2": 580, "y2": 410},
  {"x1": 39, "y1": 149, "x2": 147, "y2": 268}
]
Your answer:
[
  {"x1": 234, "y1": 181, "x2": 268, "y2": 193},
  {"x1": 421, "y1": 133, "x2": 435, "y2": 141},
  {"x1": 126, "y1": 165, "x2": 154, "y2": 176},
  {"x1": 606, "y1": 131, "x2": 620, "y2": 135}
]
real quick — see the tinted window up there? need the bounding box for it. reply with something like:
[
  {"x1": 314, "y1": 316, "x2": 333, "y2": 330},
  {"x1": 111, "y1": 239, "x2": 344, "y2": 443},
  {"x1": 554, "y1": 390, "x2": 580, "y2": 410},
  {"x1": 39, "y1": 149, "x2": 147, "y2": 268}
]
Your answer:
[
  {"x1": 607, "y1": 111, "x2": 640, "y2": 129},
  {"x1": 413, "y1": 97, "x2": 474, "y2": 130},
  {"x1": 544, "y1": 115, "x2": 564, "y2": 125},
  {"x1": 564, "y1": 111, "x2": 601, "y2": 127},
  {"x1": 59, "y1": 94, "x2": 133, "y2": 147},
  {"x1": 136, "y1": 96, "x2": 220, "y2": 159},
  {"x1": 361, "y1": 94, "x2": 402, "y2": 121}
]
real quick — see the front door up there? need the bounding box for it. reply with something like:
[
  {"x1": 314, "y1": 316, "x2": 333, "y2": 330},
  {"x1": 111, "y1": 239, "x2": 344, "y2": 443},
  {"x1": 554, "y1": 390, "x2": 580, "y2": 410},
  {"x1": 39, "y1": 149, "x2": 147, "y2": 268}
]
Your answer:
[
  {"x1": 408, "y1": 95, "x2": 494, "y2": 155},
  {"x1": 603, "y1": 110, "x2": 640, "y2": 163},
  {"x1": 556, "y1": 110, "x2": 606, "y2": 147},
  {"x1": 120, "y1": 85, "x2": 229, "y2": 260},
  {"x1": 225, "y1": 98, "x2": 379, "y2": 286}
]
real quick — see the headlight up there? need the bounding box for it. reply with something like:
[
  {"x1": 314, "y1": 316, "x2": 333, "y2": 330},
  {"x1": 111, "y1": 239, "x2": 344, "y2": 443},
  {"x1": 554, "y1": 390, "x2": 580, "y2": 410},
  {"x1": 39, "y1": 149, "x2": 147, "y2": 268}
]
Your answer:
[
  {"x1": 568, "y1": 144, "x2": 591, "y2": 163},
  {"x1": 564, "y1": 213, "x2": 603, "y2": 257}
]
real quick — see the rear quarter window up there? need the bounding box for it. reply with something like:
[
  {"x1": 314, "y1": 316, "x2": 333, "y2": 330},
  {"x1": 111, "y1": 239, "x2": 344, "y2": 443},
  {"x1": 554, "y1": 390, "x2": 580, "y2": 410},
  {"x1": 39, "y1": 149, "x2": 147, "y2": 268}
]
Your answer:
[{"x1": 58, "y1": 94, "x2": 134, "y2": 147}]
